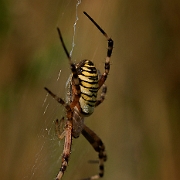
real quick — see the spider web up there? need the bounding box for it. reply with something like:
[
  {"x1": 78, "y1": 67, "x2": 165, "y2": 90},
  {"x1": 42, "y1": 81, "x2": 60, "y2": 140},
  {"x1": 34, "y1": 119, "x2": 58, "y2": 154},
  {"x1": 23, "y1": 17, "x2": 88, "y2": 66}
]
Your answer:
[
  {"x1": 70, "y1": 0, "x2": 81, "y2": 57},
  {"x1": 22, "y1": 1, "x2": 109, "y2": 180},
  {"x1": 24, "y1": 1, "x2": 92, "y2": 180}
]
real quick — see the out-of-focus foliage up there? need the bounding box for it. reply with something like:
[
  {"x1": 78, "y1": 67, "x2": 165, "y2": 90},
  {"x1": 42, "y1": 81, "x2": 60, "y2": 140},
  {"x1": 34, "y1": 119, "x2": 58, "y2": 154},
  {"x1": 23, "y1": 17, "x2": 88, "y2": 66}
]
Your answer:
[
  {"x1": 0, "y1": 0, "x2": 9, "y2": 41},
  {"x1": 0, "y1": 1, "x2": 180, "y2": 180}
]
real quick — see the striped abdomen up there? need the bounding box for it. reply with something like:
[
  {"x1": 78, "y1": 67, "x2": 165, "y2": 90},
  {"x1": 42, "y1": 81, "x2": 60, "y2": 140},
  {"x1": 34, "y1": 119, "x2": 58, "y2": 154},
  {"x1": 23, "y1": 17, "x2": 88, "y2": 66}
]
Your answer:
[{"x1": 77, "y1": 60, "x2": 99, "y2": 116}]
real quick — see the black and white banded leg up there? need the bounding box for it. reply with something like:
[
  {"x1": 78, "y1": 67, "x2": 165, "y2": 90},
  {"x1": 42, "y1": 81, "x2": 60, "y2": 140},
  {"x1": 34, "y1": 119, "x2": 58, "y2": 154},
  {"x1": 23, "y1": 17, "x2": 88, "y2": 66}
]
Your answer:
[{"x1": 81, "y1": 125, "x2": 107, "y2": 180}]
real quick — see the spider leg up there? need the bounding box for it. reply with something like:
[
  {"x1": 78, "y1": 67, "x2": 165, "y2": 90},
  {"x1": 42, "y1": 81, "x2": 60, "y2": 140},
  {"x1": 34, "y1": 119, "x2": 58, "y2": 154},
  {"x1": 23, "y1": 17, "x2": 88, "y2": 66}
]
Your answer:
[
  {"x1": 55, "y1": 118, "x2": 66, "y2": 139},
  {"x1": 44, "y1": 87, "x2": 71, "y2": 110},
  {"x1": 44, "y1": 87, "x2": 73, "y2": 180},
  {"x1": 83, "y1": 11, "x2": 114, "y2": 88},
  {"x1": 56, "y1": 119, "x2": 73, "y2": 180},
  {"x1": 95, "y1": 84, "x2": 107, "y2": 107},
  {"x1": 81, "y1": 125, "x2": 107, "y2": 180},
  {"x1": 57, "y1": 28, "x2": 81, "y2": 105}
]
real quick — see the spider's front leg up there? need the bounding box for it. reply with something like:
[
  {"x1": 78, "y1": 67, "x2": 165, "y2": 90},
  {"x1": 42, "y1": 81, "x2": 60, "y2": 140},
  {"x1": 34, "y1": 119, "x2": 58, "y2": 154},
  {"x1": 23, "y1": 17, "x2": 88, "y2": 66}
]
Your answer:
[
  {"x1": 81, "y1": 125, "x2": 107, "y2": 180},
  {"x1": 56, "y1": 119, "x2": 73, "y2": 180},
  {"x1": 44, "y1": 87, "x2": 73, "y2": 180}
]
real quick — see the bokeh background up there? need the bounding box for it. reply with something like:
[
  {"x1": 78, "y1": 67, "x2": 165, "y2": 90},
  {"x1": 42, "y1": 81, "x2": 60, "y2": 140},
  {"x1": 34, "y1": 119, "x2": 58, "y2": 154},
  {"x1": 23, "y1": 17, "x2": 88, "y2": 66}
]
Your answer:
[{"x1": 0, "y1": 0, "x2": 180, "y2": 180}]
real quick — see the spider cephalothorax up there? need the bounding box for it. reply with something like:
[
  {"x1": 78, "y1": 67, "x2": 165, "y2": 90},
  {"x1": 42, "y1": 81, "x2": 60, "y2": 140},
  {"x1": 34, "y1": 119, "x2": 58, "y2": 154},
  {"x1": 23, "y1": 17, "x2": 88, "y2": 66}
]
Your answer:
[{"x1": 44, "y1": 11, "x2": 113, "y2": 180}]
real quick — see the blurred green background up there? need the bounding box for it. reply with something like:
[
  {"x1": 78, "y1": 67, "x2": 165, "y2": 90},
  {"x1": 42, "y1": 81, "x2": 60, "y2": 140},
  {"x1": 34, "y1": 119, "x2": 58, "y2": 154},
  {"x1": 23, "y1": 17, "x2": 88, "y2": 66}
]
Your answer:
[{"x1": 0, "y1": 0, "x2": 180, "y2": 180}]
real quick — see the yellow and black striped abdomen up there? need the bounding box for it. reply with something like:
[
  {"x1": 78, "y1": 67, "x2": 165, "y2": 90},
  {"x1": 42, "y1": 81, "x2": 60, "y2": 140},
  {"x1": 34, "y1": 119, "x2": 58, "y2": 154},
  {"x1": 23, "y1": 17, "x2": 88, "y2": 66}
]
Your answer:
[{"x1": 77, "y1": 60, "x2": 99, "y2": 116}]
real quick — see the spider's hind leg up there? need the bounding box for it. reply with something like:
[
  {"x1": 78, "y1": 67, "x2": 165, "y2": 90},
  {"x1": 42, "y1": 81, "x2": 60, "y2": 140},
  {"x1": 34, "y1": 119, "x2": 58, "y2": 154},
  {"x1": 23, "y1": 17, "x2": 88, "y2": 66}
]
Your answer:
[
  {"x1": 95, "y1": 84, "x2": 107, "y2": 107},
  {"x1": 95, "y1": 69, "x2": 107, "y2": 107},
  {"x1": 57, "y1": 28, "x2": 81, "y2": 105},
  {"x1": 83, "y1": 11, "x2": 114, "y2": 89},
  {"x1": 81, "y1": 125, "x2": 107, "y2": 180}
]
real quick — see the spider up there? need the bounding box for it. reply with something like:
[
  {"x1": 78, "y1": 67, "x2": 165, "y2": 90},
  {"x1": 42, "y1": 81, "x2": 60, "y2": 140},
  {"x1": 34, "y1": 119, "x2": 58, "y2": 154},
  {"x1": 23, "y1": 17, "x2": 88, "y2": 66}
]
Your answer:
[{"x1": 44, "y1": 11, "x2": 113, "y2": 180}]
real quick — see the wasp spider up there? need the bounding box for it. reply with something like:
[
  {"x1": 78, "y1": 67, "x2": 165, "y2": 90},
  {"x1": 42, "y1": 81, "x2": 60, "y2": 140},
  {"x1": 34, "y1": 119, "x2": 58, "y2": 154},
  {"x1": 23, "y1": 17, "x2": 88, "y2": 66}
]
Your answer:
[{"x1": 44, "y1": 11, "x2": 113, "y2": 180}]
